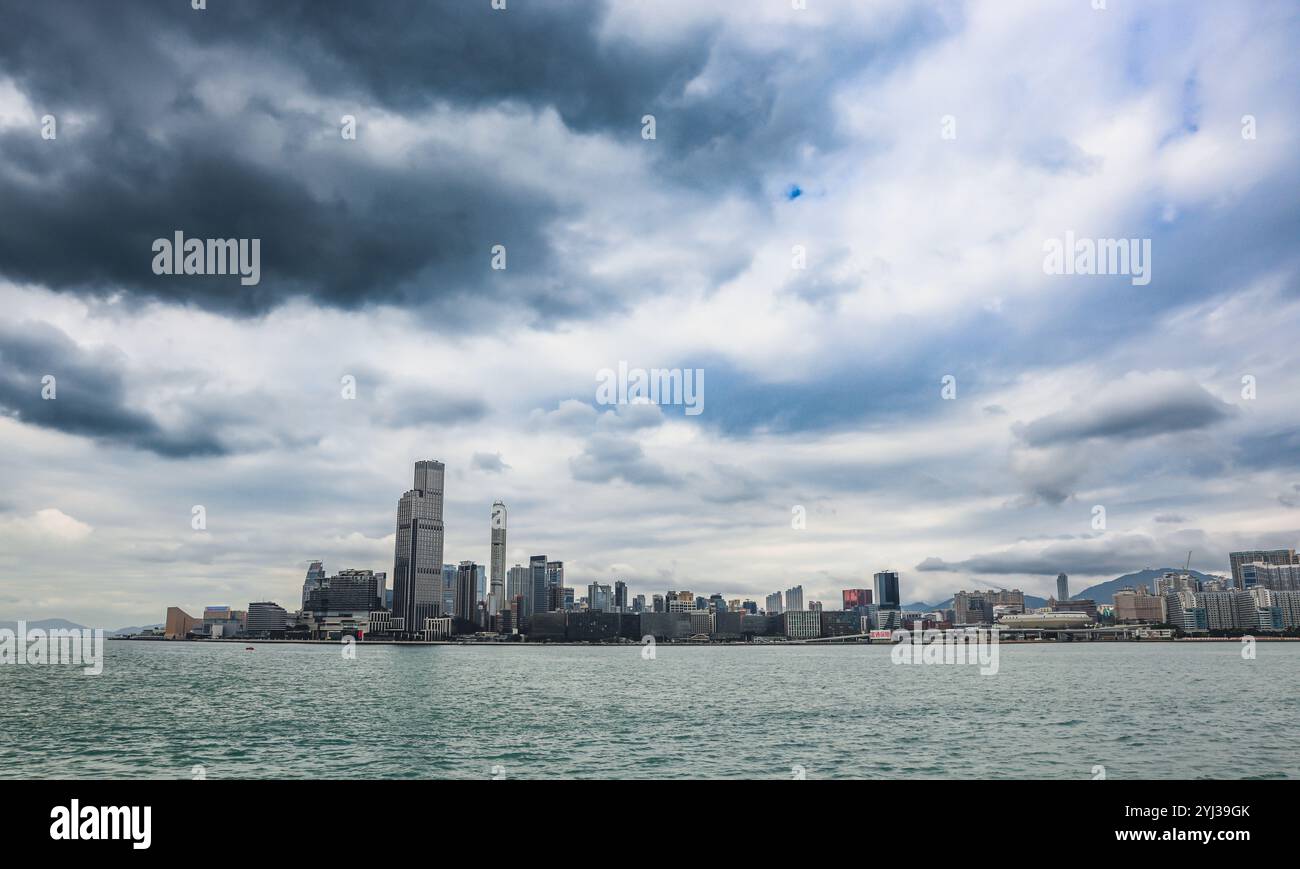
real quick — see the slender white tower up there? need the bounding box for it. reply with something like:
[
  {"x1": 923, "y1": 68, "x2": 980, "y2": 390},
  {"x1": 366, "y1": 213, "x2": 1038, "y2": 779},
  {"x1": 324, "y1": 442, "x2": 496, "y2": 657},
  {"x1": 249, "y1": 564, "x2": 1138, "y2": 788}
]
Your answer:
[{"x1": 489, "y1": 500, "x2": 507, "y2": 612}]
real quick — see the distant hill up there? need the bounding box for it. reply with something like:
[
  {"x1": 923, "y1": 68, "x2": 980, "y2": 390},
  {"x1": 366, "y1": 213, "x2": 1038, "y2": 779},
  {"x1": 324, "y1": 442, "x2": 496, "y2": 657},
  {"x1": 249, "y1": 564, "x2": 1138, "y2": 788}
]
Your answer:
[
  {"x1": 903, "y1": 567, "x2": 1220, "y2": 610},
  {"x1": 0, "y1": 618, "x2": 89, "y2": 632},
  {"x1": 1074, "y1": 569, "x2": 1215, "y2": 604}
]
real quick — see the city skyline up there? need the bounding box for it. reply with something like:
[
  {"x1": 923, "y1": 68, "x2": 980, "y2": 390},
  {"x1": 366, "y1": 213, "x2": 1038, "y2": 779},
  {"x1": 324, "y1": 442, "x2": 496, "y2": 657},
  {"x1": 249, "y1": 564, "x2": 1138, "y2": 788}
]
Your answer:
[{"x1": 2, "y1": 2, "x2": 1299, "y2": 629}]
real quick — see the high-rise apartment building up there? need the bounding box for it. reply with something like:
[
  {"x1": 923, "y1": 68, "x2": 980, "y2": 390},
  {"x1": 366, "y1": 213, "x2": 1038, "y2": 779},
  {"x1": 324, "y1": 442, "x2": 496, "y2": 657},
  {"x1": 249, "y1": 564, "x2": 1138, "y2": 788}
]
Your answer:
[
  {"x1": 506, "y1": 565, "x2": 527, "y2": 607},
  {"x1": 765, "y1": 591, "x2": 783, "y2": 615},
  {"x1": 1241, "y1": 562, "x2": 1300, "y2": 592},
  {"x1": 392, "y1": 460, "x2": 446, "y2": 635},
  {"x1": 785, "y1": 585, "x2": 804, "y2": 611},
  {"x1": 1230, "y1": 549, "x2": 1298, "y2": 588}
]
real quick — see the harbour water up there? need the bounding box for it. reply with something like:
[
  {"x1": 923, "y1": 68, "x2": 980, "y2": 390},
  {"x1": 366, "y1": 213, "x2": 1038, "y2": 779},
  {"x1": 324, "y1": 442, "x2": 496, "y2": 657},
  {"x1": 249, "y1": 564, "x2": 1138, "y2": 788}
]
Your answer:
[{"x1": 1, "y1": 640, "x2": 1296, "y2": 779}]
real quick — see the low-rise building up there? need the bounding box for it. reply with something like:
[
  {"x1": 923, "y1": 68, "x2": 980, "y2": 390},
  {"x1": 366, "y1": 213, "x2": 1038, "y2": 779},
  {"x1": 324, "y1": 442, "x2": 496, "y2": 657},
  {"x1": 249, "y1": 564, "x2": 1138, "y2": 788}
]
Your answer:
[{"x1": 781, "y1": 610, "x2": 820, "y2": 640}]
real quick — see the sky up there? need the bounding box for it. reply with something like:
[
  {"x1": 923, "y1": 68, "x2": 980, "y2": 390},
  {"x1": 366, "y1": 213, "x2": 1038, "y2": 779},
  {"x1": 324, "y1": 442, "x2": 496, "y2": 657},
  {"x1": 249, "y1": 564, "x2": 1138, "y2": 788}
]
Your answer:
[{"x1": 0, "y1": 0, "x2": 1298, "y2": 628}]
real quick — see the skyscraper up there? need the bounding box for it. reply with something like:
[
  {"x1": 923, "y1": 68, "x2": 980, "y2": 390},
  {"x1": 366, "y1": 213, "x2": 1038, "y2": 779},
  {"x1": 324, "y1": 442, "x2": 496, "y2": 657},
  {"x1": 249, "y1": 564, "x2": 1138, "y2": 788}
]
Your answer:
[
  {"x1": 785, "y1": 585, "x2": 804, "y2": 611},
  {"x1": 588, "y1": 582, "x2": 612, "y2": 612},
  {"x1": 527, "y1": 555, "x2": 548, "y2": 617},
  {"x1": 302, "y1": 561, "x2": 325, "y2": 608},
  {"x1": 874, "y1": 571, "x2": 900, "y2": 610},
  {"x1": 392, "y1": 460, "x2": 446, "y2": 635},
  {"x1": 441, "y1": 563, "x2": 457, "y2": 617},
  {"x1": 1056, "y1": 573, "x2": 1069, "y2": 601},
  {"x1": 489, "y1": 501, "x2": 507, "y2": 612},
  {"x1": 765, "y1": 591, "x2": 783, "y2": 615},
  {"x1": 455, "y1": 561, "x2": 479, "y2": 623},
  {"x1": 614, "y1": 581, "x2": 628, "y2": 612},
  {"x1": 506, "y1": 564, "x2": 527, "y2": 608}
]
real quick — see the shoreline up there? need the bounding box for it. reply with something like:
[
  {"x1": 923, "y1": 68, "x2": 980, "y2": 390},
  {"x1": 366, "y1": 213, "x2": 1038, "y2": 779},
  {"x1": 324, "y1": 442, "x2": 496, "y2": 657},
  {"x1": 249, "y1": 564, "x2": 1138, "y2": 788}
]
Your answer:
[{"x1": 109, "y1": 636, "x2": 1300, "y2": 647}]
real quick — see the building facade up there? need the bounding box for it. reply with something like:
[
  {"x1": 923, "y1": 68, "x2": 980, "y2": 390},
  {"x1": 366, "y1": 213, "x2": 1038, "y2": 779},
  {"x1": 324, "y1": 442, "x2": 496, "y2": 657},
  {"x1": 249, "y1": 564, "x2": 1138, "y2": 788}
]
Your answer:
[
  {"x1": 392, "y1": 460, "x2": 446, "y2": 636},
  {"x1": 489, "y1": 501, "x2": 507, "y2": 612}
]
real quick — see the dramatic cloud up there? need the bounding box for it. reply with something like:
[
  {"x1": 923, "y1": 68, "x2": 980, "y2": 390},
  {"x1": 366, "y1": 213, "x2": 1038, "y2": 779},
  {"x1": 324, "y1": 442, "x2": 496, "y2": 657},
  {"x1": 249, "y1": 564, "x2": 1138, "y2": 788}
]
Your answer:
[
  {"x1": 2, "y1": 0, "x2": 1299, "y2": 625},
  {"x1": 1013, "y1": 371, "x2": 1236, "y2": 448}
]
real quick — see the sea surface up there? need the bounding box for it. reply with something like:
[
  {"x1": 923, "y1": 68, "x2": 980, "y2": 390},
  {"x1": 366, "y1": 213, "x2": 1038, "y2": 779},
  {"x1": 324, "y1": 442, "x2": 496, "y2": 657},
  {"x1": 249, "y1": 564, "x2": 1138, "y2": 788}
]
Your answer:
[{"x1": 1, "y1": 640, "x2": 1297, "y2": 779}]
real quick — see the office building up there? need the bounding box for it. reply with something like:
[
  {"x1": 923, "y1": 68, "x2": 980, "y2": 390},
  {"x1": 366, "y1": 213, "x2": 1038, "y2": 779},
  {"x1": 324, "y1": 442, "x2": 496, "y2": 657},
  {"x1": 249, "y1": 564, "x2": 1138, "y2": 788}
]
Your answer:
[
  {"x1": 392, "y1": 460, "x2": 446, "y2": 636},
  {"x1": 438, "y1": 564, "x2": 456, "y2": 616},
  {"x1": 874, "y1": 571, "x2": 901, "y2": 610},
  {"x1": 1056, "y1": 572, "x2": 1069, "y2": 601},
  {"x1": 455, "y1": 561, "x2": 479, "y2": 623},
  {"x1": 614, "y1": 581, "x2": 629, "y2": 612},
  {"x1": 842, "y1": 588, "x2": 872, "y2": 610},
  {"x1": 306, "y1": 569, "x2": 382, "y2": 612},
  {"x1": 782, "y1": 610, "x2": 820, "y2": 640},
  {"x1": 588, "y1": 583, "x2": 612, "y2": 613},
  {"x1": 527, "y1": 555, "x2": 548, "y2": 618}
]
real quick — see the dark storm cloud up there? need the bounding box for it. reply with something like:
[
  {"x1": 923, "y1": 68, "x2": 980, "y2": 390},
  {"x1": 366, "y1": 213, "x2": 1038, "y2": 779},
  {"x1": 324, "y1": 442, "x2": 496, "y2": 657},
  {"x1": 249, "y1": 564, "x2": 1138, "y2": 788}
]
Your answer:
[
  {"x1": 0, "y1": 119, "x2": 573, "y2": 317},
  {"x1": 0, "y1": 0, "x2": 711, "y2": 318},
  {"x1": 0, "y1": 1, "x2": 713, "y2": 129},
  {"x1": 1013, "y1": 374, "x2": 1235, "y2": 448},
  {"x1": 0, "y1": 321, "x2": 225, "y2": 457},
  {"x1": 0, "y1": 0, "x2": 953, "y2": 319}
]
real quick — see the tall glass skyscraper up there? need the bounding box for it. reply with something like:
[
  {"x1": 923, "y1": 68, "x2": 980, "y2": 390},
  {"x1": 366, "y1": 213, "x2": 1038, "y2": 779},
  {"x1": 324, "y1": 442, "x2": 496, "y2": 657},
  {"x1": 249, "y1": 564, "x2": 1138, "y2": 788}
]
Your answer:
[
  {"x1": 301, "y1": 560, "x2": 325, "y2": 608},
  {"x1": 1056, "y1": 573, "x2": 1069, "y2": 601},
  {"x1": 528, "y1": 555, "x2": 548, "y2": 617},
  {"x1": 873, "y1": 571, "x2": 901, "y2": 610},
  {"x1": 507, "y1": 564, "x2": 527, "y2": 605},
  {"x1": 489, "y1": 501, "x2": 507, "y2": 612},
  {"x1": 441, "y1": 564, "x2": 457, "y2": 616},
  {"x1": 392, "y1": 460, "x2": 445, "y2": 635}
]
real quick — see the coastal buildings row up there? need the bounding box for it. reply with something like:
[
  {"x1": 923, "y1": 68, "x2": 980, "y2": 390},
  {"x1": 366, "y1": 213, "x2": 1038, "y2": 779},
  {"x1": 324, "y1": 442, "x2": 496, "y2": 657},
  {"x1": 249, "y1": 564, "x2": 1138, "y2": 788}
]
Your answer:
[{"x1": 160, "y1": 462, "x2": 1300, "y2": 641}]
